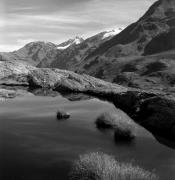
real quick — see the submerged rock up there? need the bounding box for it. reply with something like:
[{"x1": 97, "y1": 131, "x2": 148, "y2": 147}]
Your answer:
[
  {"x1": 0, "y1": 88, "x2": 34, "y2": 100},
  {"x1": 57, "y1": 110, "x2": 70, "y2": 120},
  {"x1": 0, "y1": 89, "x2": 16, "y2": 99}
]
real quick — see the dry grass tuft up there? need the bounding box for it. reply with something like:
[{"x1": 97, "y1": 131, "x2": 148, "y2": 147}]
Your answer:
[
  {"x1": 69, "y1": 152, "x2": 158, "y2": 180},
  {"x1": 95, "y1": 112, "x2": 136, "y2": 141}
]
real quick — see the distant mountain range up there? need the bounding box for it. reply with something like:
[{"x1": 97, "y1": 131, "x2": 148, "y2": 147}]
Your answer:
[
  {"x1": 0, "y1": 0, "x2": 175, "y2": 92},
  {"x1": 0, "y1": 29, "x2": 121, "y2": 68}
]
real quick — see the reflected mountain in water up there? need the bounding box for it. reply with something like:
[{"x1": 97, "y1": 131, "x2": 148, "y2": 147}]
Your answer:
[{"x1": 29, "y1": 88, "x2": 93, "y2": 101}]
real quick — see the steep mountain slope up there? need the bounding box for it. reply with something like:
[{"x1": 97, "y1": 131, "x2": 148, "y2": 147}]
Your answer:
[
  {"x1": 49, "y1": 29, "x2": 121, "y2": 70},
  {"x1": 75, "y1": 0, "x2": 175, "y2": 92},
  {"x1": 85, "y1": 0, "x2": 175, "y2": 60}
]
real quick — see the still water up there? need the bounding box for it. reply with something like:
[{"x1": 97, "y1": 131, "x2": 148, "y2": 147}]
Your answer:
[{"x1": 0, "y1": 93, "x2": 175, "y2": 180}]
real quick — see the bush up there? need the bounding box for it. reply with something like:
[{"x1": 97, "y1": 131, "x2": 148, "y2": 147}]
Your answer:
[
  {"x1": 69, "y1": 152, "x2": 158, "y2": 180},
  {"x1": 95, "y1": 112, "x2": 136, "y2": 141},
  {"x1": 95, "y1": 112, "x2": 117, "y2": 129}
]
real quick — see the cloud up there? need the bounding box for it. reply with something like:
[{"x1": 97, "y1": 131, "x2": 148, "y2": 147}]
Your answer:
[{"x1": 1, "y1": 0, "x2": 156, "y2": 51}]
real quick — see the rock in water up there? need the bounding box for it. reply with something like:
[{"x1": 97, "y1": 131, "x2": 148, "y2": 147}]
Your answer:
[{"x1": 57, "y1": 110, "x2": 70, "y2": 120}]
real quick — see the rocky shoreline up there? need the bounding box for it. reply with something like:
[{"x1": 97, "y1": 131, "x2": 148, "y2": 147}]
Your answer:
[{"x1": 0, "y1": 60, "x2": 175, "y2": 139}]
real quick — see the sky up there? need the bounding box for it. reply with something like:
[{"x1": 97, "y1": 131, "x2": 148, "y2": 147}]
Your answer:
[{"x1": 0, "y1": 0, "x2": 156, "y2": 52}]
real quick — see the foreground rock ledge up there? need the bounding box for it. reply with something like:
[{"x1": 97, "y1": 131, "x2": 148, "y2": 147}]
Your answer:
[{"x1": 0, "y1": 61, "x2": 175, "y2": 139}]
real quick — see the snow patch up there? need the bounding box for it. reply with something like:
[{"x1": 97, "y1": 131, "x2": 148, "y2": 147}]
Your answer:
[
  {"x1": 57, "y1": 36, "x2": 83, "y2": 50},
  {"x1": 57, "y1": 44, "x2": 72, "y2": 50},
  {"x1": 74, "y1": 37, "x2": 82, "y2": 45},
  {"x1": 102, "y1": 29, "x2": 122, "y2": 39}
]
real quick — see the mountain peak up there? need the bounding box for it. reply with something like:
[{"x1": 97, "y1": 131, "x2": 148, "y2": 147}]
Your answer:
[{"x1": 73, "y1": 36, "x2": 84, "y2": 45}]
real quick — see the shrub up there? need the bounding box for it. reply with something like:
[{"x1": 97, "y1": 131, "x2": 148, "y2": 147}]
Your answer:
[
  {"x1": 69, "y1": 152, "x2": 158, "y2": 180},
  {"x1": 95, "y1": 112, "x2": 117, "y2": 129},
  {"x1": 95, "y1": 112, "x2": 136, "y2": 141}
]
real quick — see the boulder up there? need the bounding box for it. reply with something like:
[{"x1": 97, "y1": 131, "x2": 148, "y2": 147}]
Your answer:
[{"x1": 57, "y1": 110, "x2": 70, "y2": 120}]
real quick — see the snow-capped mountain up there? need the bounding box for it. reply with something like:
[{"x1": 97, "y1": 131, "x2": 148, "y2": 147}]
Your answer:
[{"x1": 49, "y1": 29, "x2": 121, "y2": 70}]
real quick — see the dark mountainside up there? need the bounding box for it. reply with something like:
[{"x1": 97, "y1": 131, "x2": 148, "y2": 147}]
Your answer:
[
  {"x1": 73, "y1": 0, "x2": 175, "y2": 93},
  {"x1": 85, "y1": 0, "x2": 175, "y2": 58}
]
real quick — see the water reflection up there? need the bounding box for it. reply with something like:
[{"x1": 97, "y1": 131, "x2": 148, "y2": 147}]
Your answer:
[
  {"x1": 59, "y1": 92, "x2": 93, "y2": 101},
  {"x1": 29, "y1": 87, "x2": 93, "y2": 101},
  {"x1": 1, "y1": 86, "x2": 175, "y2": 149},
  {"x1": 0, "y1": 93, "x2": 174, "y2": 180},
  {"x1": 29, "y1": 88, "x2": 60, "y2": 97}
]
